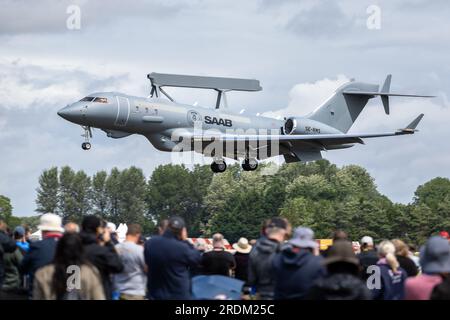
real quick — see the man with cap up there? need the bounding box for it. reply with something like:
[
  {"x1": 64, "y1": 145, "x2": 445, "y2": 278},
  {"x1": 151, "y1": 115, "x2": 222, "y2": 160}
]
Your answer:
[
  {"x1": 307, "y1": 240, "x2": 371, "y2": 300},
  {"x1": 358, "y1": 235, "x2": 378, "y2": 280},
  {"x1": 144, "y1": 216, "x2": 202, "y2": 299},
  {"x1": 248, "y1": 217, "x2": 290, "y2": 300},
  {"x1": 405, "y1": 236, "x2": 450, "y2": 300},
  {"x1": 20, "y1": 213, "x2": 64, "y2": 296},
  {"x1": 272, "y1": 226, "x2": 325, "y2": 300}
]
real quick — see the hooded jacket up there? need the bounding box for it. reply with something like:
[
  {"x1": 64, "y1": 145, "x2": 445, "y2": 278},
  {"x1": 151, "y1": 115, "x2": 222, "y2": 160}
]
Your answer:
[
  {"x1": 307, "y1": 273, "x2": 372, "y2": 300},
  {"x1": 272, "y1": 246, "x2": 326, "y2": 300},
  {"x1": 248, "y1": 237, "x2": 281, "y2": 300},
  {"x1": 0, "y1": 230, "x2": 17, "y2": 288},
  {"x1": 80, "y1": 232, "x2": 124, "y2": 299}
]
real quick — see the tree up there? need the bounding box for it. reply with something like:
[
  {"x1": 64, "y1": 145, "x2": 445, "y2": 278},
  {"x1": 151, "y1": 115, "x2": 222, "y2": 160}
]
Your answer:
[
  {"x1": 91, "y1": 171, "x2": 108, "y2": 218},
  {"x1": 105, "y1": 167, "x2": 121, "y2": 221},
  {"x1": 116, "y1": 167, "x2": 147, "y2": 225},
  {"x1": 35, "y1": 167, "x2": 59, "y2": 214},
  {"x1": 0, "y1": 195, "x2": 13, "y2": 222},
  {"x1": 58, "y1": 166, "x2": 91, "y2": 222}
]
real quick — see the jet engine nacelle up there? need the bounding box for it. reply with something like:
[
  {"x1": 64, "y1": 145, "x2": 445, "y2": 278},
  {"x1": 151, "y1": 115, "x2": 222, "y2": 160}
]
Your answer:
[{"x1": 283, "y1": 117, "x2": 342, "y2": 135}]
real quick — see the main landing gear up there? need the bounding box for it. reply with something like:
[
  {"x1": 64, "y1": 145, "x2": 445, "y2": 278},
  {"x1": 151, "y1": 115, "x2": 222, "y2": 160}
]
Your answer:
[
  {"x1": 241, "y1": 158, "x2": 258, "y2": 171},
  {"x1": 210, "y1": 158, "x2": 259, "y2": 173},
  {"x1": 81, "y1": 126, "x2": 93, "y2": 150},
  {"x1": 210, "y1": 160, "x2": 227, "y2": 173}
]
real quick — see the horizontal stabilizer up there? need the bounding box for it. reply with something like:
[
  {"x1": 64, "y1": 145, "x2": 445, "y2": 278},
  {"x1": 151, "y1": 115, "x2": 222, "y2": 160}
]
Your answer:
[{"x1": 343, "y1": 74, "x2": 434, "y2": 115}]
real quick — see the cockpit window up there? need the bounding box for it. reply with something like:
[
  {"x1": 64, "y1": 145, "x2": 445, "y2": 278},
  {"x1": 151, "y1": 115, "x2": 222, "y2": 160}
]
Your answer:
[
  {"x1": 80, "y1": 97, "x2": 95, "y2": 102},
  {"x1": 93, "y1": 97, "x2": 108, "y2": 103}
]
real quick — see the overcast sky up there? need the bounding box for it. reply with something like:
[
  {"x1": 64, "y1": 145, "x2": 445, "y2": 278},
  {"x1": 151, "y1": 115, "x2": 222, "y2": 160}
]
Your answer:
[{"x1": 0, "y1": 0, "x2": 449, "y2": 216}]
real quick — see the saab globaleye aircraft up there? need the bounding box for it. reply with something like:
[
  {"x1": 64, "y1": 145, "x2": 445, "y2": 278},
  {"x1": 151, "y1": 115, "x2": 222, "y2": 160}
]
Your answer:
[{"x1": 58, "y1": 73, "x2": 433, "y2": 173}]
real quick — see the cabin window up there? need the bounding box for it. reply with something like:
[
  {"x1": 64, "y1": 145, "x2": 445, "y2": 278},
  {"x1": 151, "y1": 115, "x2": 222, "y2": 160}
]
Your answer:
[
  {"x1": 93, "y1": 97, "x2": 108, "y2": 103},
  {"x1": 79, "y1": 97, "x2": 95, "y2": 102}
]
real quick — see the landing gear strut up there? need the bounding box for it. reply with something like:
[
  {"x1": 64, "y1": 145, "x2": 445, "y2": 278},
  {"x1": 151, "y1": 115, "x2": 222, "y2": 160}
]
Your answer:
[
  {"x1": 81, "y1": 126, "x2": 92, "y2": 150},
  {"x1": 210, "y1": 160, "x2": 227, "y2": 173},
  {"x1": 242, "y1": 158, "x2": 258, "y2": 171}
]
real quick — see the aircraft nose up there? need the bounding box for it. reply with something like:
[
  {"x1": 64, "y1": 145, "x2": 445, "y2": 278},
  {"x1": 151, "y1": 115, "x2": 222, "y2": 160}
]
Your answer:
[{"x1": 57, "y1": 104, "x2": 83, "y2": 123}]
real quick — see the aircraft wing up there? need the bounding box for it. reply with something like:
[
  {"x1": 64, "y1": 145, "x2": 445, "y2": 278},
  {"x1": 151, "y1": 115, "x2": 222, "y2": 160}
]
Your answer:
[{"x1": 193, "y1": 114, "x2": 424, "y2": 145}]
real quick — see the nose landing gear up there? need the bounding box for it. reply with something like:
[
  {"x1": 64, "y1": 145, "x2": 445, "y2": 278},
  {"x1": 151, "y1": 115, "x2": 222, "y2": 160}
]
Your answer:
[{"x1": 81, "y1": 126, "x2": 93, "y2": 150}]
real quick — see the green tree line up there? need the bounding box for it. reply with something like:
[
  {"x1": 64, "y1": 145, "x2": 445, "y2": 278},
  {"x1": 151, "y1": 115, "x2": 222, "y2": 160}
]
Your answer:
[{"x1": 1, "y1": 160, "x2": 449, "y2": 244}]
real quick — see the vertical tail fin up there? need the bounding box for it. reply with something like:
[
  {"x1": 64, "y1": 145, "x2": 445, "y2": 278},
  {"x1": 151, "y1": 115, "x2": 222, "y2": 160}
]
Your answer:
[{"x1": 307, "y1": 81, "x2": 379, "y2": 133}]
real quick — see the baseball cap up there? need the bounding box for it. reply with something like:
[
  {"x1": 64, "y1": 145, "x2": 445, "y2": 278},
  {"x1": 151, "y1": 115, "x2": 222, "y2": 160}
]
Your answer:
[
  {"x1": 168, "y1": 216, "x2": 185, "y2": 231},
  {"x1": 361, "y1": 236, "x2": 374, "y2": 246}
]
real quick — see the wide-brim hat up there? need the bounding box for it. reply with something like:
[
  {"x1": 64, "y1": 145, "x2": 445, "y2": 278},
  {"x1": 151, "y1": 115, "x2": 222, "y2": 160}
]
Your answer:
[
  {"x1": 420, "y1": 236, "x2": 450, "y2": 274},
  {"x1": 323, "y1": 240, "x2": 359, "y2": 266},
  {"x1": 233, "y1": 238, "x2": 252, "y2": 254},
  {"x1": 38, "y1": 213, "x2": 64, "y2": 233}
]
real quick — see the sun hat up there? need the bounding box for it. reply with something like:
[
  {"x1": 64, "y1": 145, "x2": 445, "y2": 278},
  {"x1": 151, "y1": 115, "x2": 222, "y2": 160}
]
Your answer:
[
  {"x1": 38, "y1": 213, "x2": 64, "y2": 233},
  {"x1": 232, "y1": 237, "x2": 252, "y2": 254},
  {"x1": 324, "y1": 240, "x2": 359, "y2": 266},
  {"x1": 420, "y1": 236, "x2": 450, "y2": 274},
  {"x1": 288, "y1": 227, "x2": 318, "y2": 249}
]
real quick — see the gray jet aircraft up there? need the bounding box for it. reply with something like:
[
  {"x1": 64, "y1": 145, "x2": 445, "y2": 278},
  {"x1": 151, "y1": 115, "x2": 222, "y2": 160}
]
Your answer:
[{"x1": 58, "y1": 73, "x2": 433, "y2": 172}]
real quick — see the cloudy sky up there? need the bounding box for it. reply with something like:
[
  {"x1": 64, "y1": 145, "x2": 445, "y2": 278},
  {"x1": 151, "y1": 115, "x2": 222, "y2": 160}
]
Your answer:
[{"x1": 0, "y1": 0, "x2": 449, "y2": 216}]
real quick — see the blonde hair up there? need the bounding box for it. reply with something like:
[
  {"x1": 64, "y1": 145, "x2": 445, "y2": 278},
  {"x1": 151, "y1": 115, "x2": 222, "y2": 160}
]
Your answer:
[
  {"x1": 378, "y1": 240, "x2": 400, "y2": 273},
  {"x1": 392, "y1": 239, "x2": 409, "y2": 257}
]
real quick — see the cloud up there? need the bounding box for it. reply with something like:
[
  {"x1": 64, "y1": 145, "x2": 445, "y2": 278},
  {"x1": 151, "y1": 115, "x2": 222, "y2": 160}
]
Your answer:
[
  {"x1": 0, "y1": 0, "x2": 184, "y2": 35},
  {"x1": 263, "y1": 75, "x2": 349, "y2": 118}
]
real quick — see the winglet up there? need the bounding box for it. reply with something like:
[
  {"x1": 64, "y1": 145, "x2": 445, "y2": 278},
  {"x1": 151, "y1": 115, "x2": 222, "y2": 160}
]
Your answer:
[
  {"x1": 380, "y1": 74, "x2": 392, "y2": 115},
  {"x1": 400, "y1": 113, "x2": 424, "y2": 133}
]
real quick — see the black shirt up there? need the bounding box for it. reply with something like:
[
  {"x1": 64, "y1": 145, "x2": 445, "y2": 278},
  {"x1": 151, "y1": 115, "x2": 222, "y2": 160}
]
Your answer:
[
  {"x1": 396, "y1": 255, "x2": 418, "y2": 277},
  {"x1": 234, "y1": 252, "x2": 250, "y2": 282},
  {"x1": 202, "y1": 249, "x2": 236, "y2": 276}
]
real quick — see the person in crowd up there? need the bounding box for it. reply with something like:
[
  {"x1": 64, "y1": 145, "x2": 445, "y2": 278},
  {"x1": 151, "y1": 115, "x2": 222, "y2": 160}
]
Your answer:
[
  {"x1": 370, "y1": 240, "x2": 407, "y2": 300},
  {"x1": 157, "y1": 219, "x2": 169, "y2": 235},
  {"x1": 407, "y1": 243, "x2": 421, "y2": 272},
  {"x1": 144, "y1": 216, "x2": 202, "y2": 300},
  {"x1": 248, "y1": 217, "x2": 289, "y2": 300},
  {"x1": 431, "y1": 275, "x2": 450, "y2": 300},
  {"x1": 202, "y1": 233, "x2": 236, "y2": 276},
  {"x1": 2, "y1": 229, "x2": 25, "y2": 298},
  {"x1": 392, "y1": 239, "x2": 418, "y2": 277},
  {"x1": 0, "y1": 220, "x2": 16, "y2": 290},
  {"x1": 406, "y1": 236, "x2": 450, "y2": 300},
  {"x1": 80, "y1": 216, "x2": 123, "y2": 299},
  {"x1": 107, "y1": 222, "x2": 119, "y2": 245},
  {"x1": 64, "y1": 222, "x2": 80, "y2": 234},
  {"x1": 21, "y1": 213, "x2": 64, "y2": 296},
  {"x1": 307, "y1": 240, "x2": 371, "y2": 300},
  {"x1": 33, "y1": 233, "x2": 105, "y2": 300},
  {"x1": 114, "y1": 224, "x2": 147, "y2": 300},
  {"x1": 321, "y1": 230, "x2": 349, "y2": 258},
  {"x1": 272, "y1": 226, "x2": 325, "y2": 300},
  {"x1": 14, "y1": 226, "x2": 30, "y2": 254},
  {"x1": 232, "y1": 237, "x2": 252, "y2": 283},
  {"x1": 358, "y1": 235, "x2": 379, "y2": 280}
]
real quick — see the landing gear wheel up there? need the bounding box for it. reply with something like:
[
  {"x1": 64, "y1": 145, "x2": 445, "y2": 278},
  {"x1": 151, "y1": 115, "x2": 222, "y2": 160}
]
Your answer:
[
  {"x1": 211, "y1": 161, "x2": 227, "y2": 173},
  {"x1": 81, "y1": 142, "x2": 91, "y2": 150},
  {"x1": 242, "y1": 159, "x2": 258, "y2": 171}
]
